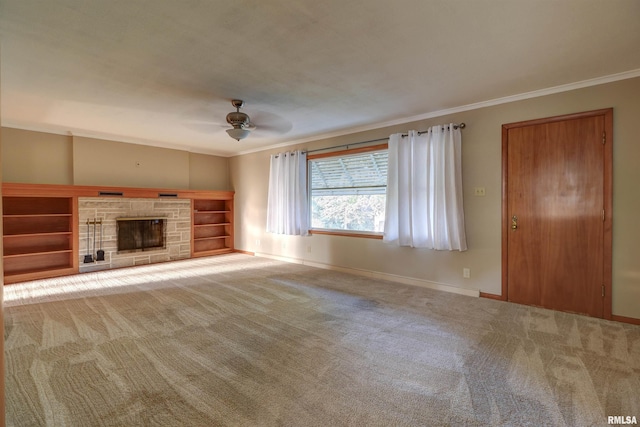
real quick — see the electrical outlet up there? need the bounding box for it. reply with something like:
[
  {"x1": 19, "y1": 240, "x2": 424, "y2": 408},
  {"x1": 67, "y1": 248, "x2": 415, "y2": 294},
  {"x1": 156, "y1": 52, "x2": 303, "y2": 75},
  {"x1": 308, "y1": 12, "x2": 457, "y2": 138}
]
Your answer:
[
  {"x1": 463, "y1": 268, "x2": 470, "y2": 279},
  {"x1": 306, "y1": 245, "x2": 312, "y2": 253},
  {"x1": 255, "y1": 239, "x2": 261, "y2": 247},
  {"x1": 474, "y1": 187, "x2": 486, "y2": 196}
]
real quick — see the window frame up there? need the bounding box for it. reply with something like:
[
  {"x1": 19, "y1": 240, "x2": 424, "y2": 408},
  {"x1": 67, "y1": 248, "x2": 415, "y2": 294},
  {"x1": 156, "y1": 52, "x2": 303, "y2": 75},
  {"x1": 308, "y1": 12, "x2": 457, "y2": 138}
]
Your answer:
[{"x1": 307, "y1": 143, "x2": 388, "y2": 239}]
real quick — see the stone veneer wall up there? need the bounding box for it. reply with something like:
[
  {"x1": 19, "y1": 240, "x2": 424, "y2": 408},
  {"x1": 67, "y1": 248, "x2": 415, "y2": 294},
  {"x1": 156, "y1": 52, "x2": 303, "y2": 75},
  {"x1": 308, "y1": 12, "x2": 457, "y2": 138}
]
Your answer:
[{"x1": 78, "y1": 198, "x2": 191, "y2": 273}]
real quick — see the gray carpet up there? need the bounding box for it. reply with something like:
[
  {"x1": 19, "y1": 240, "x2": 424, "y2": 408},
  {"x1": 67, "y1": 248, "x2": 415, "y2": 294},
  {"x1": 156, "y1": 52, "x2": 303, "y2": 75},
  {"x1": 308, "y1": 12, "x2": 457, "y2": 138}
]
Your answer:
[{"x1": 4, "y1": 254, "x2": 639, "y2": 426}]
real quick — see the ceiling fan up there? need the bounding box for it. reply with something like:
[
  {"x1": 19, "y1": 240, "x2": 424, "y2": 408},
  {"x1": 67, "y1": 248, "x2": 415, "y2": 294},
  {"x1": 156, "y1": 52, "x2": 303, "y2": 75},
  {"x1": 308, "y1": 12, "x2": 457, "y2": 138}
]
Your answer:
[
  {"x1": 184, "y1": 99, "x2": 292, "y2": 140},
  {"x1": 225, "y1": 99, "x2": 255, "y2": 141}
]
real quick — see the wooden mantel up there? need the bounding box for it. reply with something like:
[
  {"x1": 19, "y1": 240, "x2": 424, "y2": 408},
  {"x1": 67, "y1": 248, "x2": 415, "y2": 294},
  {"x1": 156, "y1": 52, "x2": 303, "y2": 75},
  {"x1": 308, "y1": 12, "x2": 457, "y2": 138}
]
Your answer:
[{"x1": 2, "y1": 182, "x2": 234, "y2": 200}]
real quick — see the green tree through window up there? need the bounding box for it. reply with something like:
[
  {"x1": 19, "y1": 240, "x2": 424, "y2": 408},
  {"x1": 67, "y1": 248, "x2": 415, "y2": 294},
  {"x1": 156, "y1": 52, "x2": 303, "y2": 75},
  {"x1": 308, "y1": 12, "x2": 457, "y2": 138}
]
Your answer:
[{"x1": 309, "y1": 147, "x2": 387, "y2": 234}]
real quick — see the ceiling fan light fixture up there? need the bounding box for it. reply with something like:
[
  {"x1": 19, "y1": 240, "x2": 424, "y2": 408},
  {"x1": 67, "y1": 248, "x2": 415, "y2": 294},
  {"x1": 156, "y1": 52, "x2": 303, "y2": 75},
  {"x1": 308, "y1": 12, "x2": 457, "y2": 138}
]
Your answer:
[{"x1": 226, "y1": 127, "x2": 251, "y2": 141}]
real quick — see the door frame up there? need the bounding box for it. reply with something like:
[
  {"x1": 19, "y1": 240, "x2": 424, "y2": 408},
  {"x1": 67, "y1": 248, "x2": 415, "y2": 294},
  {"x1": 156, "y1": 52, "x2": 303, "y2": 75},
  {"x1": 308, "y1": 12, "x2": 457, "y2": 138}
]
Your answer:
[{"x1": 500, "y1": 108, "x2": 613, "y2": 319}]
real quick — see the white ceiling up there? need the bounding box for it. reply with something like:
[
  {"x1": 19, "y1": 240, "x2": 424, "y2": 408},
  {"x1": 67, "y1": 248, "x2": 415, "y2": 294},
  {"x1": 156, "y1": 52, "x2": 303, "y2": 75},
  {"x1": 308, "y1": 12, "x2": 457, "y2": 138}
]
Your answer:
[{"x1": 1, "y1": 0, "x2": 639, "y2": 157}]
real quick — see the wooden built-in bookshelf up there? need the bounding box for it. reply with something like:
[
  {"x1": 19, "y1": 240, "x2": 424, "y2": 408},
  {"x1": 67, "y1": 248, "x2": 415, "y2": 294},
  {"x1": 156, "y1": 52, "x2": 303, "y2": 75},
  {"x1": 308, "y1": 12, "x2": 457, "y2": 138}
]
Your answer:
[
  {"x1": 2, "y1": 183, "x2": 234, "y2": 284},
  {"x1": 192, "y1": 197, "x2": 234, "y2": 257},
  {"x1": 2, "y1": 195, "x2": 78, "y2": 283}
]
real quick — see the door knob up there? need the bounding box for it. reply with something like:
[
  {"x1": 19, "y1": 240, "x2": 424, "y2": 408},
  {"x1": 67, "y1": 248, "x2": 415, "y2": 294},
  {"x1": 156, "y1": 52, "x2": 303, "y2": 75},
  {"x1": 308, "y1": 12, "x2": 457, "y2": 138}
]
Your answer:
[{"x1": 511, "y1": 215, "x2": 518, "y2": 230}]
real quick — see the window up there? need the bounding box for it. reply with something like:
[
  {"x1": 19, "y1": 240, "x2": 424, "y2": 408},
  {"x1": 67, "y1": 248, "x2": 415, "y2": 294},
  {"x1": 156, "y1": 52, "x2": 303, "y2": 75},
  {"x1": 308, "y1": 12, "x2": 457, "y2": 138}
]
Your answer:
[{"x1": 308, "y1": 145, "x2": 388, "y2": 235}]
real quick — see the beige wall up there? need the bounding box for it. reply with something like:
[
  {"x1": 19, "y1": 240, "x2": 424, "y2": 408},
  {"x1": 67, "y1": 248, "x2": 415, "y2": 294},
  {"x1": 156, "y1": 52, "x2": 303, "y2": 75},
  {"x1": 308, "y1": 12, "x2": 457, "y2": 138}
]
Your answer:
[
  {"x1": 1, "y1": 128, "x2": 73, "y2": 185},
  {"x1": 189, "y1": 152, "x2": 229, "y2": 190},
  {"x1": 1, "y1": 129, "x2": 230, "y2": 191},
  {"x1": 73, "y1": 136, "x2": 191, "y2": 188},
  {"x1": 230, "y1": 77, "x2": 640, "y2": 320}
]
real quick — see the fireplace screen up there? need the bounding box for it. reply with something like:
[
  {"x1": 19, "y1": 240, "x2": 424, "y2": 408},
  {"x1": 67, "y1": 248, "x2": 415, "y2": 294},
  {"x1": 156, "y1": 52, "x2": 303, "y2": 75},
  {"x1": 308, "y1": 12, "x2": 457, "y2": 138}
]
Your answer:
[{"x1": 116, "y1": 218, "x2": 166, "y2": 253}]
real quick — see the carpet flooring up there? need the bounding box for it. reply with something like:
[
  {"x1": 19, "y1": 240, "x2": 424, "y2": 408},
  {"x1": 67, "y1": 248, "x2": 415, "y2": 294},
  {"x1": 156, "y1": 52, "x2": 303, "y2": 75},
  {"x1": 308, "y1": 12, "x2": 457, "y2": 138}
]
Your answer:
[{"x1": 4, "y1": 254, "x2": 640, "y2": 426}]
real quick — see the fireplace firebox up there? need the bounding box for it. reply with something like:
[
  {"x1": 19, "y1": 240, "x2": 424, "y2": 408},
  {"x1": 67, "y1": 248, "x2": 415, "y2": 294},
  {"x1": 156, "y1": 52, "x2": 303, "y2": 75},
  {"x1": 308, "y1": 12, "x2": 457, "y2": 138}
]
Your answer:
[{"x1": 116, "y1": 217, "x2": 166, "y2": 253}]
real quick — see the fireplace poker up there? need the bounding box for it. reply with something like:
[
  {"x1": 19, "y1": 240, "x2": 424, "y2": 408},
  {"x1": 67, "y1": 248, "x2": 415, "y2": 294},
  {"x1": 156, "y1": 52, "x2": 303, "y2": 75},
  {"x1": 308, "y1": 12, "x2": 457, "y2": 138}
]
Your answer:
[
  {"x1": 96, "y1": 219, "x2": 105, "y2": 261},
  {"x1": 83, "y1": 219, "x2": 94, "y2": 263}
]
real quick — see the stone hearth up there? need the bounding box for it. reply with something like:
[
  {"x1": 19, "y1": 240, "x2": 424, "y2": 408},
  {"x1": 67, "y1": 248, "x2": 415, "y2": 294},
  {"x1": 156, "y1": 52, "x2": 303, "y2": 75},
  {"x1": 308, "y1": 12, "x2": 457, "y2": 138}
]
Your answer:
[{"x1": 78, "y1": 198, "x2": 191, "y2": 273}]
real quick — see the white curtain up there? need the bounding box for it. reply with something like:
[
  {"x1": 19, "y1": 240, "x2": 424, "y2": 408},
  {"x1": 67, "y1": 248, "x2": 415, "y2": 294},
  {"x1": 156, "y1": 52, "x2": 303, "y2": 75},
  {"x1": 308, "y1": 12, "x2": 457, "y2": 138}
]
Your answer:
[
  {"x1": 384, "y1": 126, "x2": 467, "y2": 250},
  {"x1": 266, "y1": 150, "x2": 309, "y2": 235}
]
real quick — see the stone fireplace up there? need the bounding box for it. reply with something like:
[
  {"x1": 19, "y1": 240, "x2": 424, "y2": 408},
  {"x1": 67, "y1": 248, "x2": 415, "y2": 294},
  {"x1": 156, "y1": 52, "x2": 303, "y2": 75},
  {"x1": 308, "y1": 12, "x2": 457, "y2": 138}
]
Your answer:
[{"x1": 79, "y1": 197, "x2": 191, "y2": 273}]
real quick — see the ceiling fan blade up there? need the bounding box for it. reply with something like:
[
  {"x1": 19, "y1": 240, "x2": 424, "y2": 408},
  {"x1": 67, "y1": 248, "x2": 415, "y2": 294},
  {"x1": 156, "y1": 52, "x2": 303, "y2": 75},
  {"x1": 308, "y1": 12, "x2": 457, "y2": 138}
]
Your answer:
[
  {"x1": 181, "y1": 103, "x2": 228, "y2": 133},
  {"x1": 183, "y1": 121, "x2": 223, "y2": 134},
  {"x1": 248, "y1": 111, "x2": 292, "y2": 135}
]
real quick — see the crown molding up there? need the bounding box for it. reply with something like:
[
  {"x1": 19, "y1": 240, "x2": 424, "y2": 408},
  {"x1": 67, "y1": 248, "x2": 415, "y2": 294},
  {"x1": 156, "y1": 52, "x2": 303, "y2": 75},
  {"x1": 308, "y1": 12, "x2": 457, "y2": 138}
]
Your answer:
[{"x1": 235, "y1": 68, "x2": 640, "y2": 157}]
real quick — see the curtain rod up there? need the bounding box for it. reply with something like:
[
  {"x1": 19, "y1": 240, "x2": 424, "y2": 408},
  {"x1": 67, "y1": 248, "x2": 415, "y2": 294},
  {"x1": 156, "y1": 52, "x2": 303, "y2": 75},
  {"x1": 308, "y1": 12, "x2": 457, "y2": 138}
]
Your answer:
[{"x1": 306, "y1": 123, "x2": 466, "y2": 154}]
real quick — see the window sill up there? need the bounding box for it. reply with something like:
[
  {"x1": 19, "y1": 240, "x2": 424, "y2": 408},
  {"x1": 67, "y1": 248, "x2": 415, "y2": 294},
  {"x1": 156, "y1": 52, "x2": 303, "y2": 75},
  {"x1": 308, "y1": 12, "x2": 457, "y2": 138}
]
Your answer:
[{"x1": 309, "y1": 229, "x2": 384, "y2": 239}]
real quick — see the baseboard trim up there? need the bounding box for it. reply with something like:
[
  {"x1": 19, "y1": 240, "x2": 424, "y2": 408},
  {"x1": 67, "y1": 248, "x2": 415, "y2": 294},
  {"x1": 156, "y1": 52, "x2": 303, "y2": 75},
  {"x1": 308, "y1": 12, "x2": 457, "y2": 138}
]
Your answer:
[
  {"x1": 254, "y1": 252, "x2": 479, "y2": 298},
  {"x1": 477, "y1": 293, "x2": 640, "y2": 324},
  {"x1": 234, "y1": 249, "x2": 255, "y2": 256},
  {"x1": 479, "y1": 292, "x2": 505, "y2": 301},
  {"x1": 611, "y1": 314, "x2": 640, "y2": 325}
]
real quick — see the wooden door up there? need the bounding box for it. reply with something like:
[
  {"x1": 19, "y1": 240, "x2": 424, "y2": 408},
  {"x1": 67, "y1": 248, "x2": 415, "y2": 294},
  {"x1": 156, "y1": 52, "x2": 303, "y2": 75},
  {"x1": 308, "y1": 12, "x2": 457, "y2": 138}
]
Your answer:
[{"x1": 502, "y1": 109, "x2": 613, "y2": 318}]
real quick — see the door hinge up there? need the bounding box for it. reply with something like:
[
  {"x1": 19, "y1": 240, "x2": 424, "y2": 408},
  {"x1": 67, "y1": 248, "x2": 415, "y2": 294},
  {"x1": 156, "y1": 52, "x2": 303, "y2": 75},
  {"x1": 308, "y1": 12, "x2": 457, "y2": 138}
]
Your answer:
[
  {"x1": 602, "y1": 131, "x2": 606, "y2": 144},
  {"x1": 602, "y1": 209, "x2": 605, "y2": 221},
  {"x1": 602, "y1": 285, "x2": 605, "y2": 297}
]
